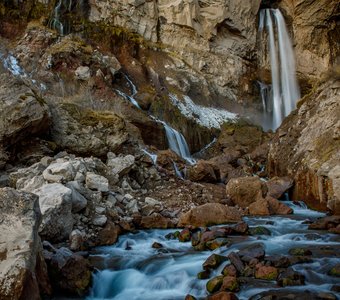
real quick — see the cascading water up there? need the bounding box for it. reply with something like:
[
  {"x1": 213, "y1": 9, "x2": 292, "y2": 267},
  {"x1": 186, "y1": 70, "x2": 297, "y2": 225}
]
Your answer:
[
  {"x1": 87, "y1": 202, "x2": 340, "y2": 300},
  {"x1": 115, "y1": 75, "x2": 196, "y2": 164},
  {"x1": 258, "y1": 9, "x2": 300, "y2": 130}
]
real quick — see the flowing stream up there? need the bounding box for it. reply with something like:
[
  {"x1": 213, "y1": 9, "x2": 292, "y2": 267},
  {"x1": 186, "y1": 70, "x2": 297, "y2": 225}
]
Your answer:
[{"x1": 86, "y1": 202, "x2": 340, "y2": 300}]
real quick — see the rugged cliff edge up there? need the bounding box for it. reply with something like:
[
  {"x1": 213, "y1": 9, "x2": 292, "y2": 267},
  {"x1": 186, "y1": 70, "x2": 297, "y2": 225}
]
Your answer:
[{"x1": 268, "y1": 72, "x2": 340, "y2": 213}]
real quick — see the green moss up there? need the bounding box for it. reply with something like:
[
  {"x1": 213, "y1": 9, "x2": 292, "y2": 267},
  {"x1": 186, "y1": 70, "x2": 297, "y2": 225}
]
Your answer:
[
  {"x1": 61, "y1": 103, "x2": 123, "y2": 128},
  {"x1": 206, "y1": 275, "x2": 224, "y2": 293}
]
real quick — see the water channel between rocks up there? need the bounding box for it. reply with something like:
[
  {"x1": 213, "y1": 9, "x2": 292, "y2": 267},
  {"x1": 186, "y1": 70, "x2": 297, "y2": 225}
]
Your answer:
[{"x1": 82, "y1": 202, "x2": 340, "y2": 300}]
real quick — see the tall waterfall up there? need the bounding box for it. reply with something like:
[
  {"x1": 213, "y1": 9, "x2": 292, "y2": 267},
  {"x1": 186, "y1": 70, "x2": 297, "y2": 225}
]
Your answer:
[{"x1": 258, "y1": 9, "x2": 300, "y2": 130}]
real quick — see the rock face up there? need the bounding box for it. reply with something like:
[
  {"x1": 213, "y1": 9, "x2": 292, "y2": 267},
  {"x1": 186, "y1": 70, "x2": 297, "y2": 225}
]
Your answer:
[
  {"x1": 279, "y1": 0, "x2": 340, "y2": 85},
  {"x1": 0, "y1": 74, "x2": 50, "y2": 168},
  {"x1": 88, "y1": 0, "x2": 262, "y2": 103},
  {"x1": 0, "y1": 188, "x2": 50, "y2": 300},
  {"x1": 178, "y1": 203, "x2": 242, "y2": 227},
  {"x1": 268, "y1": 77, "x2": 340, "y2": 213}
]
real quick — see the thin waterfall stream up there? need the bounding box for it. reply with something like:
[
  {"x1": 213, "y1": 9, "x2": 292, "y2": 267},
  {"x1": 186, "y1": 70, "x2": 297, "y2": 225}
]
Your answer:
[{"x1": 86, "y1": 201, "x2": 340, "y2": 299}]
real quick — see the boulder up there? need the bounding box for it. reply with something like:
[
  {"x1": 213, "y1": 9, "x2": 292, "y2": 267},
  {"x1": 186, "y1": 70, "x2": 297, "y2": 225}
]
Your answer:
[
  {"x1": 203, "y1": 254, "x2": 227, "y2": 270},
  {"x1": 266, "y1": 176, "x2": 294, "y2": 199},
  {"x1": 42, "y1": 160, "x2": 76, "y2": 183},
  {"x1": 249, "y1": 197, "x2": 293, "y2": 215},
  {"x1": 255, "y1": 265, "x2": 278, "y2": 281},
  {"x1": 0, "y1": 74, "x2": 50, "y2": 168},
  {"x1": 50, "y1": 103, "x2": 128, "y2": 157},
  {"x1": 33, "y1": 183, "x2": 74, "y2": 242},
  {"x1": 220, "y1": 276, "x2": 239, "y2": 292},
  {"x1": 43, "y1": 245, "x2": 91, "y2": 296},
  {"x1": 86, "y1": 172, "x2": 109, "y2": 192},
  {"x1": 0, "y1": 187, "x2": 51, "y2": 299},
  {"x1": 226, "y1": 177, "x2": 267, "y2": 208},
  {"x1": 140, "y1": 213, "x2": 173, "y2": 229},
  {"x1": 187, "y1": 160, "x2": 218, "y2": 183},
  {"x1": 97, "y1": 221, "x2": 121, "y2": 246},
  {"x1": 206, "y1": 275, "x2": 224, "y2": 294},
  {"x1": 178, "y1": 203, "x2": 242, "y2": 227},
  {"x1": 107, "y1": 153, "x2": 135, "y2": 177},
  {"x1": 208, "y1": 292, "x2": 239, "y2": 300}
]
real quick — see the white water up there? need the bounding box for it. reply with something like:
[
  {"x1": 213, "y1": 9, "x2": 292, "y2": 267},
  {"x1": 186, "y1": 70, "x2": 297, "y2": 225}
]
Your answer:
[
  {"x1": 49, "y1": 0, "x2": 64, "y2": 35},
  {"x1": 141, "y1": 149, "x2": 158, "y2": 165},
  {"x1": 161, "y1": 121, "x2": 196, "y2": 165},
  {"x1": 87, "y1": 202, "x2": 340, "y2": 300},
  {"x1": 259, "y1": 9, "x2": 300, "y2": 130}
]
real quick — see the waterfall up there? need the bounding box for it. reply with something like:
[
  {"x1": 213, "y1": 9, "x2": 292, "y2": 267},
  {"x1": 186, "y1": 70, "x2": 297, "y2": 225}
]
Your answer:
[
  {"x1": 259, "y1": 9, "x2": 300, "y2": 130},
  {"x1": 162, "y1": 121, "x2": 196, "y2": 165},
  {"x1": 49, "y1": 0, "x2": 64, "y2": 35}
]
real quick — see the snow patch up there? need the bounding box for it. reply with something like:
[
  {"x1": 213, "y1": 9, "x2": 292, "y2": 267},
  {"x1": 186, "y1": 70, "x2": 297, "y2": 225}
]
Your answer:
[{"x1": 169, "y1": 94, "x2": 237, "y2": 129}]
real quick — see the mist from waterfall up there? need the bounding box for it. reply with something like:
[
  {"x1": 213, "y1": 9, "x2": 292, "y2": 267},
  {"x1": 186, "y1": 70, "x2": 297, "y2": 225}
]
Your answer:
[{"x1": 258, "y1": 9, "x2": 300, "y2": 130}]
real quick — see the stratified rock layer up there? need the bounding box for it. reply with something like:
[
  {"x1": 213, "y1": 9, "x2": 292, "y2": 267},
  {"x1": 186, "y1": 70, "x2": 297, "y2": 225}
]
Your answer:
[{"x1": 268, "y1": 77, "x2": 340, "y2": 213}]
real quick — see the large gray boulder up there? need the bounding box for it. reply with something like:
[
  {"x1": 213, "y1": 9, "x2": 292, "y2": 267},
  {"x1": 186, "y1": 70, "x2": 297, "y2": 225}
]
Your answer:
[
  {"x1": 0, "y1": 187, "x2": 50, "y2": 300},
  {"x1": 33, "y1": 183, "x2": 74, "y2": 242},
  {"x1": 0, "y1": 74, "x2": 50, "y2": 168}
]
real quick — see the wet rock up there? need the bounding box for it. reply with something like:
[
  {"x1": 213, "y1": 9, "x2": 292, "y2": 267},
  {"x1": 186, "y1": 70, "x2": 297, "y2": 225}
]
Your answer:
[
  {"x1": 233, "y1": 222, "x2": 249, "y2": 234},
  {"x1": 197, "y1": 270, "x2": 211, "y2": 279},
  {"x1": 328, "y1": 263, "x2": 340, "y2": 277},
  {"x1": 266, "y1": 176, "x2": 294, "y2": 199},
  {"x1": 97, "y1": 221, "x2": 121, "y2": 246},
  {"x1": 86, "y1": 172, "x2": 109, "y2": 192},
  {"x1": 220, "y1": 276, "x2": 239, "y2": 292},
  {"x1": 43, "y1": 246, "x2": 91, "y2": 296},
  {"x1": 249, "y1": 197, "x2": 293, "y2": 215},
  {"x1": 206, "y1": 238, "x2": 230, "y2": 250},
  {"x1": 152, "y1": 242, "x2": 163, "y2": 249},
  {"x1": 226, "y1": 176, "x2": 267, "y2": 208},
  {"x1": 208, "y1": 291, "x2": 239, "y2": 300},
  {"x1": 249, "y1": 290, "x2": 338, "y2": 300},
  {"x1": 206, "y1": 275, "x2": 224, "y2": 294},
  {"x1": 0, "y1": 187, "x2": 51, "y2": 299},
  {"x1": 191, "y1": 231, "x2": 202, "y2": 246},
  {"x1": 277, "y1": 268, "x2": 305, "y2": 287},
  {"x1": 33, "y1": 183, "x2": 74, "y2": 242},
  {"x1": 178, "y1": 228, "x2": 192, "y2": 242},
  {"x1": 165, "y1": 231, "x2": 180, "y2": 240},
  {"x1": 255, "y1": 265, "x2": 278, "y2": 281},
  {"x1": 203, "y1": 254, "x2": 227, "y2": 270},
  {"x1": 187, "y1": 160, "x2": 218, "y2": 183},
  {"x1": 249, "y1": 226, "x2": 271, "y2": 236},
  {"x1": 228, "y1": 252, "x2": 244, "y2": 274},
  {"x1": 288, "y1": 248, "x2": 313, "y2": 256},
  {"x1": 308, "y1": 216, "x2": 340, "y2": 231},
  {"x1": 238, "y1": 243, "x2": 265, "y2": 261},
  {"x1": 178, "y1": 203, "x2": 242, "y2": 227},
  {"x1": 185, "y1": 295, "x2": 197, "y2": 300},
  {"x1": 222, "y1": 264, "x2": 237, "y2": 277},
  {"x1": 265, "y1": 255, "x2": 291, "y2": 268}
]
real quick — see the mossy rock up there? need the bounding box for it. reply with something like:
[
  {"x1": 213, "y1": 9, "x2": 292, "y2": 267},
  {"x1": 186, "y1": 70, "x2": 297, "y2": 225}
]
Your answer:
[
  {"x1": 206, "y1": 238, "x2": 230, "y2": 250},
  {"x1": 203, "y1": 254, "x2": 227, "y2": 270},
  {"x1": 206, "y1": 275, "x2": 224, "y2": 294},
  {"x1": 197, "y1": 270, "x2": 211, "y2": 280},
  {"x1": 288, "y1": 248, "x2": 312, "y2": 256},
  {"x1": 249, "y1": 226, "x2": 271, "y2": 236},
  {"x1": 328, "y1": 264, "x2": 340, "y2": 277}
]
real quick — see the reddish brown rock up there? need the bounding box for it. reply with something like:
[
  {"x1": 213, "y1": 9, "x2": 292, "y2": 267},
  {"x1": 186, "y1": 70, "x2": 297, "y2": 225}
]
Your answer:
[
  {"x1": 226, "y1": 177, "x2": 267, "y2": 208},
  {"x1": 248, "y1": 198, "x2": 270, "y2": 215},
  {"x1": 255, "y1": 265, "x2": 278, "y2": 281},
  {"x1": 97, "y1": 221, "x2": 121, "y2": 246},
  {"x1": 222, "y1": 264, "x2": 237, "y2": 277},
  {"x1": 220, "y1": 276, "x2": 239, "y2": 292},
  {"x1": 178, "y1": 203, "x2": 242, "y2": 227},
  {"x1": 140, "y1": 213, "x2": 174, "y2": 229},
  {"x1": 249, "y1": 197, "x2": 293, "y2": 216},
  {"x1": 208, "y1": 291, "x2": 239, "y2": 300},
  {"x1": 187, "y1": 160, "x2": 218, "y2": 183},
  {"x1": 266, "y1": 176, "x2": 294, "y2": 199}
]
